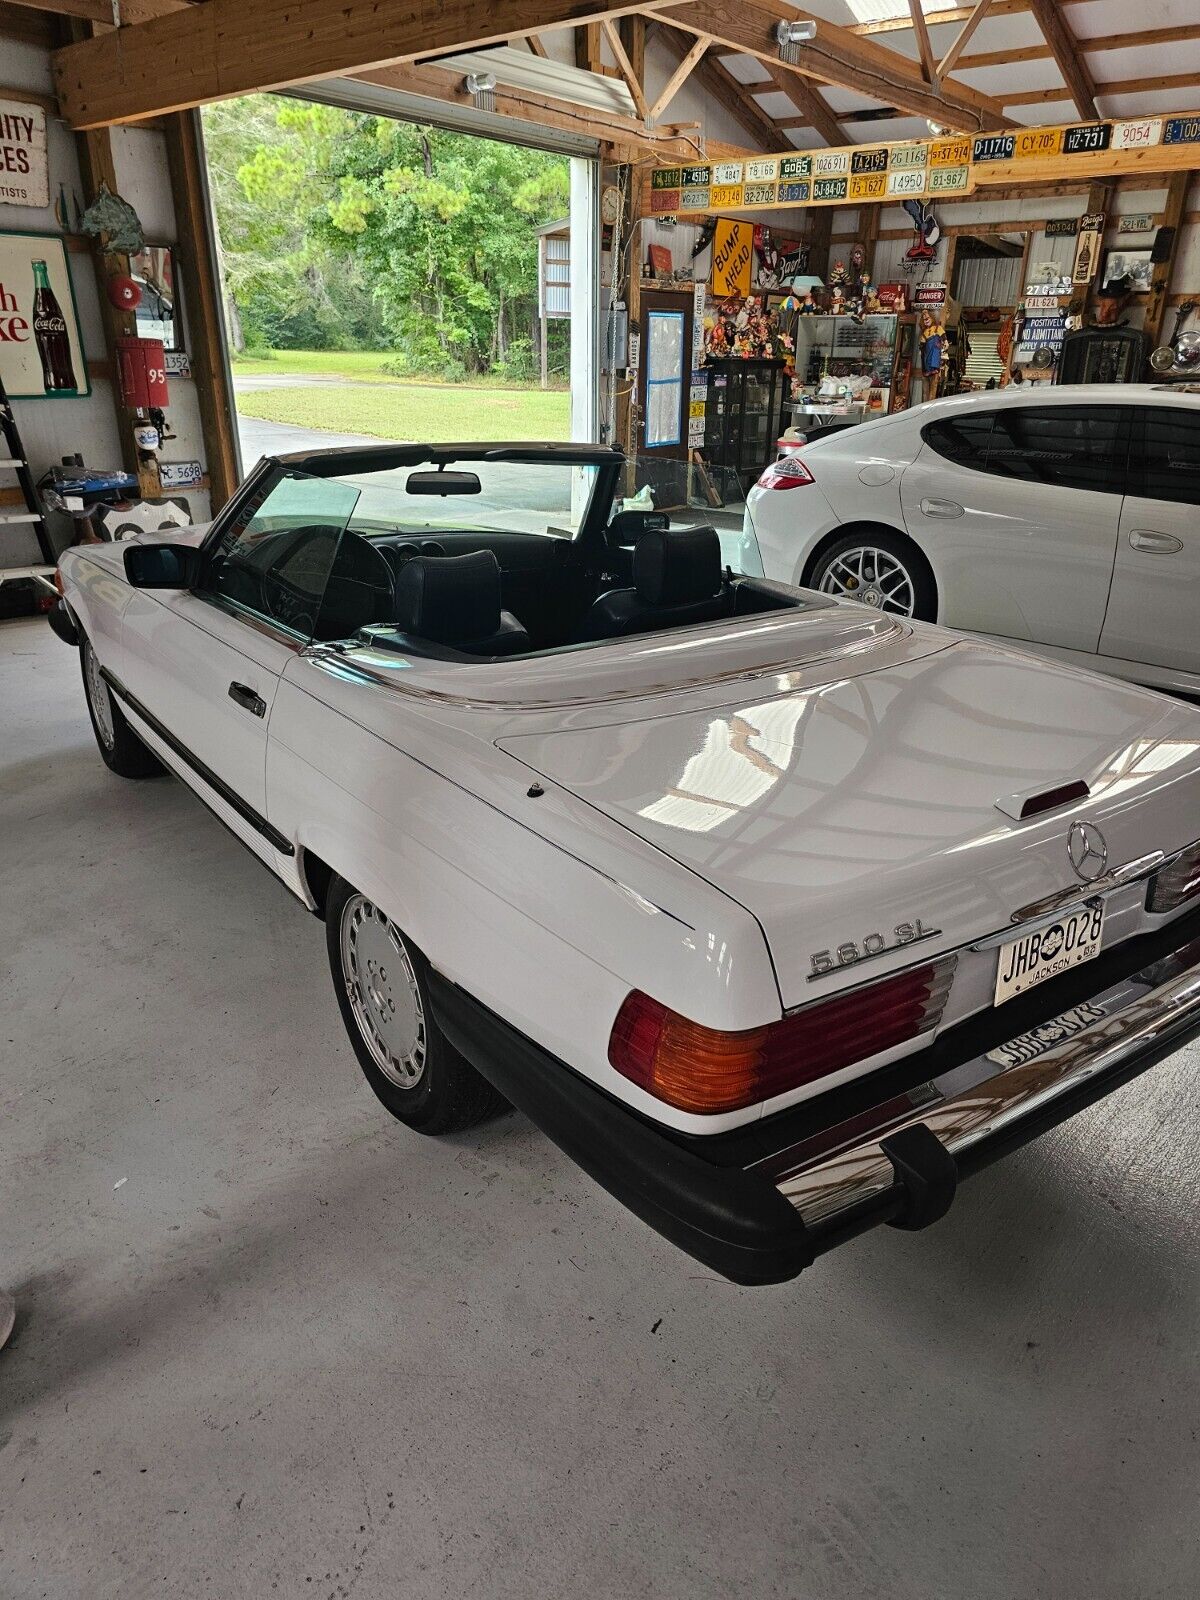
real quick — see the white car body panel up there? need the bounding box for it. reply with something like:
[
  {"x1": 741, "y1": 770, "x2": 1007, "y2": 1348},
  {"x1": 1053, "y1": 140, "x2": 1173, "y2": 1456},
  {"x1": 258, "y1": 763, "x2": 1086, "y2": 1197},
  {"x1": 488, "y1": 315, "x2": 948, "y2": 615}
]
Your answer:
[
  {"x1": 53, "y1": 449, "x2": 1200, "y2": 1280},
  {"x1": 746, "y1": 384, "x2": 1200, "y2": 687},
  {"x1": 59, "y1": 517, "x2": 1200, "y2": 1137}
]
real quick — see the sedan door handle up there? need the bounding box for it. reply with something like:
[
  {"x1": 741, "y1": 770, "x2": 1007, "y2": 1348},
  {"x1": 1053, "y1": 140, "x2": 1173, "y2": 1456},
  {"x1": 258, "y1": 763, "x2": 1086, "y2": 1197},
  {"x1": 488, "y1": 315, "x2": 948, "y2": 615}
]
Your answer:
[
  {"x1": 920, "y1": 497, "x2": 964, "y2": 518},
  {"x1": 228, "y1": 682, "x2": 266, "y2": 717},
  {"x1": 1129, "y1": 528, "x2": 1184, "y2": 555}
]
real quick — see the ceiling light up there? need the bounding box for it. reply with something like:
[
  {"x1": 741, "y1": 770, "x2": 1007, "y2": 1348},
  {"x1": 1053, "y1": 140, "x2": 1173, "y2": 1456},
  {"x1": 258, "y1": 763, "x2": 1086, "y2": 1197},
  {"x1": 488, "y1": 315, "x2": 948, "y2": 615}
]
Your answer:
[
  {"x1": 775, "y1": 18, "x2": 817, "y2": 62},
  {"x1": 927, "y1": 119, "x2": 948, "y2": 136}
]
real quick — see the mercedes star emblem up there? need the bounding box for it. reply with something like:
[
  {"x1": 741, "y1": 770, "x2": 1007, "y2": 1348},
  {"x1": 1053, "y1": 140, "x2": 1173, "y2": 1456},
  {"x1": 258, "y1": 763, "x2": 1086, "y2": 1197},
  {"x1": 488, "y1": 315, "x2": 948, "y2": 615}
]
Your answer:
[{"x1": 1068, "y1": 820, "x2": 1108, "y2": 883}]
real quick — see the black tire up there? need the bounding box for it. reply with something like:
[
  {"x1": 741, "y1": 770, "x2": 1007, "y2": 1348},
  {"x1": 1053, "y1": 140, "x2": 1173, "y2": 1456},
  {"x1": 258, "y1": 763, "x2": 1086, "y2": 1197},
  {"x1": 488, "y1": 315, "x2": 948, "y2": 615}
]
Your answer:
[
  {"x1": 80, "y1": 634, "x2": 164, "y2": 779},
  {"x1": 325, "y1": 874, "x2": 508, "y2": 1135},
  {"x1": 807, "y1": 529, "x2": 937, "y2": 622}
]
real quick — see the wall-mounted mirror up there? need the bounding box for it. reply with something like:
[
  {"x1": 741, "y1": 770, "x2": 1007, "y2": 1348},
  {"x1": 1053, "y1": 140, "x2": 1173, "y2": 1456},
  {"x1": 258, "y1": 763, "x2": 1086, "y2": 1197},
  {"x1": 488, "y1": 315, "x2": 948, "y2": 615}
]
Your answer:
[{"x1": 130, "y1": 244, "x2": 178, "y2": 350}]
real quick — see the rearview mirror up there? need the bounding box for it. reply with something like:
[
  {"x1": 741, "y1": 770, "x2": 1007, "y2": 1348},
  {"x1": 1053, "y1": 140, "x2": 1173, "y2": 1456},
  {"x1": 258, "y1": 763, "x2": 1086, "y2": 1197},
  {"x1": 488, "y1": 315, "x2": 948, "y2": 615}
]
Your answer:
[
  {"x1": 406, "y1": 469, "x2": 482, "y2": 497},
  {"x1": 123, "y1": 542, "x2": 198, "y2": 589}
]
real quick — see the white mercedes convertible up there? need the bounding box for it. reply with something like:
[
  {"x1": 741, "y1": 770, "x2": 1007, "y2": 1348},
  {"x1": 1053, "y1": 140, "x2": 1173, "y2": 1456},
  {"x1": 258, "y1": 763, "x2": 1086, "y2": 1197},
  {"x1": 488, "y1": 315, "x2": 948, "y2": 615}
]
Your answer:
[{"x1": 51, "y1": 443, "x2": 1200, "y2": 1284}]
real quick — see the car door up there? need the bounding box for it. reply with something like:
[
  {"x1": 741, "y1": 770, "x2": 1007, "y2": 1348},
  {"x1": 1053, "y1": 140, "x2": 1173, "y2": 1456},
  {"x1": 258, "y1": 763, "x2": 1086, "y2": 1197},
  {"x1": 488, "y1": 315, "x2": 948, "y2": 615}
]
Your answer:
[
  {"x1": 900, "y1": 402, "x2": 1129, "y2": 651},
  {"x1": 119, "y1": 467, "x2": 360, "y2": 864},
  {"x1": 1099, "y1": 403, "x2": 1200, "y2": 673}
]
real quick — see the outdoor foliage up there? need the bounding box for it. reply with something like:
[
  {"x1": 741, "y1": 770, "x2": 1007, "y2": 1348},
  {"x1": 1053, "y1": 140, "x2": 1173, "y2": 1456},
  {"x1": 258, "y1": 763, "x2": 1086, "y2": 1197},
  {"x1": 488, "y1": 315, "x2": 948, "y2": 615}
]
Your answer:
[{"x1": 202, "y1": 97, "x2": 570, "y2": 379}]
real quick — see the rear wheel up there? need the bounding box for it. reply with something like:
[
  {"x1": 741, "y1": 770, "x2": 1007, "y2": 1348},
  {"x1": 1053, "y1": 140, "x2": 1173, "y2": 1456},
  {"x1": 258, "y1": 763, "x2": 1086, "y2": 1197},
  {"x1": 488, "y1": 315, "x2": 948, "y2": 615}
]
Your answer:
[
  {"x1": 808, "y1": 530, "x2": 936, "y2": 621},
  {"x1": 81, "y1": 635, "x2": 164, "y2": 778},
  {"x1": 325, "y1": 874, "x2": 507, "y2": 1134}
]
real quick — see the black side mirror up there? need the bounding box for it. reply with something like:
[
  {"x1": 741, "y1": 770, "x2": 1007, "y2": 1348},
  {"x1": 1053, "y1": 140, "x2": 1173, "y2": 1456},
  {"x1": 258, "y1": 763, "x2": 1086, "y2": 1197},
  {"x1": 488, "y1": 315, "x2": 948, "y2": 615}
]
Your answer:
[{"x1": 124, "y1": 543, "x2": 198, "y2": 589}]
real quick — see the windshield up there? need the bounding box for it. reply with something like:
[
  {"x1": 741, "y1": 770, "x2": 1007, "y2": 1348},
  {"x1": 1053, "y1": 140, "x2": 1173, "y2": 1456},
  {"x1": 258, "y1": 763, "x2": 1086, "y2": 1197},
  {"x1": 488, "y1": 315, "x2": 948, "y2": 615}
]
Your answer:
[{"x1": 312, "y1": 457, "x2": 601, "y2": 541}]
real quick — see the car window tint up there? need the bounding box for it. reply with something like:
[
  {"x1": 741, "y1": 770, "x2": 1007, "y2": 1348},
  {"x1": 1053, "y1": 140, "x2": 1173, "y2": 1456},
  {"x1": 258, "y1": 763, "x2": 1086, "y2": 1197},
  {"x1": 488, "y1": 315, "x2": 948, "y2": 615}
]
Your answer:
[
  {"x1": 1134, "y1": 408, "x2": 1200, "y2": 506},
  {"x1": 983, "y1": 406, "x2": 1125, "y2": 493},
  {"x1": 923, "y1": 412, "x2": 995, "y2": 467},
  {"x1": 201, "y1": 471, "x2": 360, "y2": 639}
]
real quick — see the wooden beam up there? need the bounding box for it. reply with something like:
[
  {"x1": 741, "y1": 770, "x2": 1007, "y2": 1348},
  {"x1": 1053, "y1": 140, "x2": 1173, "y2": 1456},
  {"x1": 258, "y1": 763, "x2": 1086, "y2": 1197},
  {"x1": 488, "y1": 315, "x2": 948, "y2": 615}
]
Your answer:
[
  {"x1": 1026, "y1": 0, "x2": 1096, "y2": 121},
  {"x1": 761, "y1": 61, "x2": 845, "y2": 147},
  {"x1": 0, "y1": 81, "x2": 58, "y2": 115},
  {"x1": 907, "y1": 0, "x2": 937, "y2": 84},
  {"x1": 54, "y1": 0, "x2": 657, "y2": 128},
  {"x1": 658, "y1": 0, "x2": 1011, "y2": 132},
  {"x1": 651, "y1": 21, "x2": 784, "y2": 150},
  {"x1": 575, "y1": 20, "x2": 602, "y2": 71},
  {"x1": 164, "y1": 109, "x2": 240, "y2": 510},
  {"x1": 619, "y1": 12, "x2": 645, "y2": 92},
  {"x1": 648, "y1": 33, "x2": 709, "y2": 122},
  {"x1": 1002, "y1": 70, "x2": 1200, "y2": 107},
  {"x1": 526, "y1": 33, "x2": 549, "y2": 57},
  {"x1": 600, "y1": 15, "x2": 648, "y2": 118},
  {"x1": 937, "y1": 0, "x2": 992, "y2": 80},
  {"x1": 354, "y1": 57, "x2": 742, "y2": 161}
]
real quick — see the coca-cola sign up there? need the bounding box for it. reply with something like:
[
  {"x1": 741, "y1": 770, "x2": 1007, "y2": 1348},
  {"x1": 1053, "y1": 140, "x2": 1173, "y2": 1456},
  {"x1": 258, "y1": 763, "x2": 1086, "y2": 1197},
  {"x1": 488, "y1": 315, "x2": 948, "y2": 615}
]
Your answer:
[
  {"x1": 0, "y1": 231, "x2": 89, "y2": 399},
  {"x1": 0, "y1": 100, "x2": 49, "y2": 210}
]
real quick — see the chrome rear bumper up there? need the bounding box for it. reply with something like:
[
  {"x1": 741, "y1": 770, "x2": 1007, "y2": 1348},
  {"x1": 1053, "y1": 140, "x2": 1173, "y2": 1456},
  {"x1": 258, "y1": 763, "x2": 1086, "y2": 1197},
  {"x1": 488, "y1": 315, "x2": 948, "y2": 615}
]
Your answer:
[{"x1": 774, "y1": 958, "x2": 1200, "y2": 1231}]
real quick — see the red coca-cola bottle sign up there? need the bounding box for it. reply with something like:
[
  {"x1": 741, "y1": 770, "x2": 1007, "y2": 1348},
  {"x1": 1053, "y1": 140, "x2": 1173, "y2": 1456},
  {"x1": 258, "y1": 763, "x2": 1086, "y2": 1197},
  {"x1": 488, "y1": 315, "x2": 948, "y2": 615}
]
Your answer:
[{"x1": 32, "y1": 258, "x2": 77, "y2": 394}]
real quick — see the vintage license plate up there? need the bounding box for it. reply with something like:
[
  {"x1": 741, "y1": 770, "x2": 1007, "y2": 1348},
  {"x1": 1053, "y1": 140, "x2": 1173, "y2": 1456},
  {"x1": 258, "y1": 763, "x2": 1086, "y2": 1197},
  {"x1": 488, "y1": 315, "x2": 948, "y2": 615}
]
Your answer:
[
  {"x1": 986, "y1": 1001, "x2": 1108, "y2": 1068},
  {"x1": 994, "y1": 903, "x2": 1104, "y2": 1005}
]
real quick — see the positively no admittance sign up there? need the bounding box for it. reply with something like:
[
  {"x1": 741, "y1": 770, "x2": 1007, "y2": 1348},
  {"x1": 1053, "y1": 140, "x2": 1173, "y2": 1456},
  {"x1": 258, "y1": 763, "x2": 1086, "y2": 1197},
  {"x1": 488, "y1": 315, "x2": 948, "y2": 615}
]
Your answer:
[{"x1": 0, "y1": 100, "x2": 50, "y2": 210}]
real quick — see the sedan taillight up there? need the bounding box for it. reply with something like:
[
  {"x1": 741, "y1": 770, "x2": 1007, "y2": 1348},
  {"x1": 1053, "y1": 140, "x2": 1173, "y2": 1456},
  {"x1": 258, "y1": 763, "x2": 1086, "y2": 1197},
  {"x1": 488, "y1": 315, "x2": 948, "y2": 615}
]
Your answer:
[
  {"x1": 757, "y1": 454, "x2": 815, "y2": 490},
  {"x1": 608, "y1": 958, "x2": 956, "y2": 1114},
  {"x1": 1147, "y1": 841, "x2": 1200, "y2": 913}
]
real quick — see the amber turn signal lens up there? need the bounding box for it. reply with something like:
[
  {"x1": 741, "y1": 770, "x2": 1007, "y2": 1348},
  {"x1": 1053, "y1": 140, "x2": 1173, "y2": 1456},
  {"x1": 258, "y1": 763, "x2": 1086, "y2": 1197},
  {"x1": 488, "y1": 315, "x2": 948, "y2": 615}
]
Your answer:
[{"x1": 608, "y1": 959, "x2": 956, "y2": 1115}]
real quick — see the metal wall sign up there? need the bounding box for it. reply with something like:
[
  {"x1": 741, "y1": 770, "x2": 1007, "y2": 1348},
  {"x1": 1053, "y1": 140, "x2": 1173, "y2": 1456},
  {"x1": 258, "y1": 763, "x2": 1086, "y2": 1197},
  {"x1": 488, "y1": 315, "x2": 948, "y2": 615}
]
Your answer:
[
  {"x1": 1045, "y1": 218, "x2": 1079, "y2": 237},
  {"x1": 0, "y1": 101, "x2": 49, "y2": 210},
  {"x1": 648, "y1": 109, "x2": 1200, "y2": 219}
]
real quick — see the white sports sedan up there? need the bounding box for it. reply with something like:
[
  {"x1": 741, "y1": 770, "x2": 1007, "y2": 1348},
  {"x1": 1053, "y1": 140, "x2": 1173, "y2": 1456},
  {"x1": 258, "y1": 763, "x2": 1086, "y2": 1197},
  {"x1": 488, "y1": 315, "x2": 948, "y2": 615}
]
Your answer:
[
  {"x1": 745, "y1": 384, "x2": 1200, "y2": 696},
  {"x1": 51, "y1": 442, "x2": 1200, "y2": 1284}
]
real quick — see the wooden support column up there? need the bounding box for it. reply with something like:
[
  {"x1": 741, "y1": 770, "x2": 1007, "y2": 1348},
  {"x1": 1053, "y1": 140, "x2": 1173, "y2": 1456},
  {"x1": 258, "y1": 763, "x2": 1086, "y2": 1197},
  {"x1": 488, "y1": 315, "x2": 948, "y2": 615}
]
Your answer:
[
  {"x1": 807, "y1": 208, "x2": 833, "y2": 282},
  {"x1": 1143, "y1": 171, "x2": 1189, "y2": 354},
  {"x1": 73, "y1": 125, "x2": 161, "y2": 497},
  {"x1": 858, "y1": 202, "x2": 881, "y2": 282},
  {"x1": 1068, "y1": 179, "x2": 1111, "y2": 322},
  {"x1": 164, "y1": 109, "x2": 241, "y2": 509}
]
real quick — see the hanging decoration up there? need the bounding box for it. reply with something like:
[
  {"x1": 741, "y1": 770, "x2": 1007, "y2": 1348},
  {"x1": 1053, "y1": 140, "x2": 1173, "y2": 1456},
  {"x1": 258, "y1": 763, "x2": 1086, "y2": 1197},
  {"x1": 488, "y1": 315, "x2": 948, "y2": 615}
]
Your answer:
[
  {"x1": 80, "y1": 183, "x2": 144, "y2": 255},
  {"x1": 901, "y1": 200, "x2": 941, "y2": 270}
]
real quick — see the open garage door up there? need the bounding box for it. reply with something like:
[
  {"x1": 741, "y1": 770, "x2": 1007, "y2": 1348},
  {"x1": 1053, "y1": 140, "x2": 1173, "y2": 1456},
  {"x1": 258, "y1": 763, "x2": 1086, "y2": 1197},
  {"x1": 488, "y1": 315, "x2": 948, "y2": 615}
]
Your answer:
[{"x1": 204, "y1": 74, "x2": 599, "y2": 470}]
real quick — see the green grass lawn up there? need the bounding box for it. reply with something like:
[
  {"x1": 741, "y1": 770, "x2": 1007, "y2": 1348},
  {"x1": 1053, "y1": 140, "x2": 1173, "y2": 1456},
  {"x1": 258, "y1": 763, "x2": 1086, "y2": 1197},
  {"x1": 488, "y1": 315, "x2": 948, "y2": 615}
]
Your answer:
[
  {"x1": 231, "y1": 349, "x2": 402, "y2": 381},
  {"x1": 235, "y1": 381, "x2": 571, "y2": 442}
]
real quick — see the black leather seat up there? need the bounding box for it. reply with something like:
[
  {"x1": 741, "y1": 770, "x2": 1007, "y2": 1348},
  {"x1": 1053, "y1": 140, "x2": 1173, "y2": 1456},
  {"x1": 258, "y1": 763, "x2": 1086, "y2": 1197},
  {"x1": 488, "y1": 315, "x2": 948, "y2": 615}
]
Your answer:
[
  {"x1": 583, "y1": 525, "x2": 730, "y2": 641},
  {"x1": 392, "y1": 549, "x2": 530, "y2": 656}
]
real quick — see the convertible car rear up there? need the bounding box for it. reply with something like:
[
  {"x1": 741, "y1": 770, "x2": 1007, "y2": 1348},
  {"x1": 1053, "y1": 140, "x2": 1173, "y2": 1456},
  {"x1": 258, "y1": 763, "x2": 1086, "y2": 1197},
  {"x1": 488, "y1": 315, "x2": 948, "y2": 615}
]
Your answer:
[{"x1": 52, "y1": 442, "x2": 1200, "y2": 1284}]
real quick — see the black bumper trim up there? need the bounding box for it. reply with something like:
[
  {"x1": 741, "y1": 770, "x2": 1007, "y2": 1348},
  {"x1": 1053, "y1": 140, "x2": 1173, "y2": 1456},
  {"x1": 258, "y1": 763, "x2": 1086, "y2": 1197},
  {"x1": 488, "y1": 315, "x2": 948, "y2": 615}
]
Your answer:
[
  {"x1": 429, "y1": 974, "x2": 814, "y2": 1286},
  {"x1": 430, "y1": 935, "x2": 1200, "y2": 1285}
]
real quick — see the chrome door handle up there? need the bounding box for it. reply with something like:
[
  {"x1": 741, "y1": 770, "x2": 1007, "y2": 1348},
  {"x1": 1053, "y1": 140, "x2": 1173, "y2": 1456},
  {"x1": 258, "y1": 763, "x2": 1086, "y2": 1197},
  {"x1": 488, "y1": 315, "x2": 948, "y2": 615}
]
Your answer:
[
  {"x1": 228, "y1": 682, "x2": 266, "y2": 717},
  {"x1": 920, "y1": 497, "x2": 964, "y2": 517},
  {"x1": 1129, "y1": 528, "x2": 1183, "y2": 554}
]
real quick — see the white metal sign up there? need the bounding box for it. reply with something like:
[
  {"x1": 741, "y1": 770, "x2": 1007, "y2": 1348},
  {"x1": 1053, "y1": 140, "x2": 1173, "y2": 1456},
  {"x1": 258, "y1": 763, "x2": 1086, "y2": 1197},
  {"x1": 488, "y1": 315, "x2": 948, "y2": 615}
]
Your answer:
[{"x1": 0, "y1": 100, "x2": 49, "y2": 210}]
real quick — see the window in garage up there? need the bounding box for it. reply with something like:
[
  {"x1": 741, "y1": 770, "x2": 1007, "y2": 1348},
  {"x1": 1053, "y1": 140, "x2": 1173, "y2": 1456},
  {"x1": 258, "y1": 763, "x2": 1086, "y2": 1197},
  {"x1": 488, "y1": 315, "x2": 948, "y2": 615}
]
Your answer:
[{"x1": 202, "y1": 95, "x2": 597, "y2": 463}]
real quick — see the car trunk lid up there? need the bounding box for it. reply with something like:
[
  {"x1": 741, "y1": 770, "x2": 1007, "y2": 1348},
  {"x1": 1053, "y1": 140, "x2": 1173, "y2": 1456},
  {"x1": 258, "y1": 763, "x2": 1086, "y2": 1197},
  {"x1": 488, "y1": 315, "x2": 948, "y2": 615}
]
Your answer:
[{"x1": 499, "y1": 639, "x2": 1200, "y2": 1010}]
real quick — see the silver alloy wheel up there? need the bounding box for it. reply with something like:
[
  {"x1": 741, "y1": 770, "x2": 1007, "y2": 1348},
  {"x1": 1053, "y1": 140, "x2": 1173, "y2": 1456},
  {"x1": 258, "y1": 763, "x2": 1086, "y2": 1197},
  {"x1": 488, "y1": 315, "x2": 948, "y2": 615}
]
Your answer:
[
  {"x1": 83, "y1": 640, "x2": 116, "y2": 750},
  {"x1": 817, "y1": 546, "x2": 917, "y2": 617},
  {"x1": 340, "y1": 894, "x2": 427, "y2": 1089}
]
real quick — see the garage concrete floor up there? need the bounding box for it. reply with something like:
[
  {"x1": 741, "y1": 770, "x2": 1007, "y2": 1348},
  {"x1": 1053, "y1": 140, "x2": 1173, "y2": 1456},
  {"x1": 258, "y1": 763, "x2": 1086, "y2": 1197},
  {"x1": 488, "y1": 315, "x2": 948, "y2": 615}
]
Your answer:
[{"x1": 2, "y1": 614, "x2": 1199, "y2": 1600}]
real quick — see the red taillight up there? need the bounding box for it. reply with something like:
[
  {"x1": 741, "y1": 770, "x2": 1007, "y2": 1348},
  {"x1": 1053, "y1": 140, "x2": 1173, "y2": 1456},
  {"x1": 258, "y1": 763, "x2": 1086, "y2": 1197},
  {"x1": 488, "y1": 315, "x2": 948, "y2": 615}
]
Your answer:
[
  {"x1": 757, "y1": 454, "x2": 815, "y2": 490},
  {"x1": 1147, "y1": 840, "x2": 1200, "y2": 913},
  {"x1": 608, "y1": 959, "x2": 956, "y2": 1114}
]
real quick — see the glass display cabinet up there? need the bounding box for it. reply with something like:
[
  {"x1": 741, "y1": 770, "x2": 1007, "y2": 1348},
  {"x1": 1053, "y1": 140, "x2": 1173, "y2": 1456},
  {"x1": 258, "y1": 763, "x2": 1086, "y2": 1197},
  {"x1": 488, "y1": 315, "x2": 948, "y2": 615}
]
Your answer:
[
  {"x1": 701, "y1": 358, "x2": 788, "y2": 498},
  {"x1": 787, "y1": 313, "x2": 903, "y2": 414}
]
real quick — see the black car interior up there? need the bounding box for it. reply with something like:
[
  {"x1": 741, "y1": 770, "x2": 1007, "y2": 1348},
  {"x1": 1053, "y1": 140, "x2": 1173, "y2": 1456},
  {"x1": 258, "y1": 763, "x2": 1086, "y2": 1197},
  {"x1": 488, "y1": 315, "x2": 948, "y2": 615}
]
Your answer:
[{"x1": 306, "y1": 519, "x2": 810, "y2": 658}]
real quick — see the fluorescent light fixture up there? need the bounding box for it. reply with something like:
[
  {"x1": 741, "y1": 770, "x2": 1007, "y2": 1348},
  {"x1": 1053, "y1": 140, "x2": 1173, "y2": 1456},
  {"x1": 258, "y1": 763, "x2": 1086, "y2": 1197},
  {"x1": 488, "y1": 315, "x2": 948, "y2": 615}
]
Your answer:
[{"x1": 846, "y1": 0, "x2": 958, "y2": 22}]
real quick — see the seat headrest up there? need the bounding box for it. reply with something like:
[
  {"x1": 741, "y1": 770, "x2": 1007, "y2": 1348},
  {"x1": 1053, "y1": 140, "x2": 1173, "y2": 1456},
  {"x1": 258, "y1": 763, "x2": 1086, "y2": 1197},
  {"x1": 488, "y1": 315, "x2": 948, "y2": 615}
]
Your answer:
[
  {"x1": 634, "y1": 526, "x2": 722, "y2": 607},
  {"x1": 394, "y1": 549, "x2": 501, "y2": 644}
]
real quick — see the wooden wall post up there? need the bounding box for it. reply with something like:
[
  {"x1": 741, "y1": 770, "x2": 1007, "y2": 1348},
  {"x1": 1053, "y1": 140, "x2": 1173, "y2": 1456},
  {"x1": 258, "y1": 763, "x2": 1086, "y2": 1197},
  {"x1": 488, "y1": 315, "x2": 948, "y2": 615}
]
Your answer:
[
  {"x1": 74, "y1": 126, "x2": 162, "y2": 498},
  {"x1": 1143, "y1": 170, "x2": 1190, "y2": 355},
  {"x1": 164, "y1": 109, "x2": 241, "y2": 509}
]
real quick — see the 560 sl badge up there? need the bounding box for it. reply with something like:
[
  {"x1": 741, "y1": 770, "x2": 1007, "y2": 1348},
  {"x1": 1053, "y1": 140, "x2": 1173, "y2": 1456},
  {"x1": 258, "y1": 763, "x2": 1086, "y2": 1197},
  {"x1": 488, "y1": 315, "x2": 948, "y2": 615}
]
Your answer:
[{"x1": 808, "y1": 919, "x2": 941, "y2": 981}]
